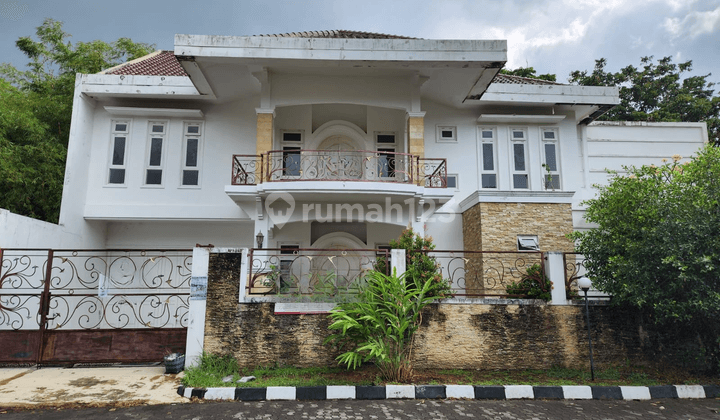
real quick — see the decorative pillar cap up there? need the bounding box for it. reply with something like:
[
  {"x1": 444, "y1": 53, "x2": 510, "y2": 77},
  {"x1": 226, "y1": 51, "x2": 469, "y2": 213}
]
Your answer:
[{"x1": 255, "y1": 108, "x2": 276, "y2": 116}]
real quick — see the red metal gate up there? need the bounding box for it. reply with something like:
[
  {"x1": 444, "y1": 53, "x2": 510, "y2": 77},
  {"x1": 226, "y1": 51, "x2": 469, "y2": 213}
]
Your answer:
[{"x1": 0, "y1": 249, "x2": 191, "y2": 365}]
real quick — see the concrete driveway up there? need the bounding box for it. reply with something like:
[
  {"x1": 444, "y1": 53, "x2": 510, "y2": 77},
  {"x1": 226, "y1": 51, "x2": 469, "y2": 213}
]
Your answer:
[{"x1": 0, "y1": 366, "x2": 187, "y2": 408}]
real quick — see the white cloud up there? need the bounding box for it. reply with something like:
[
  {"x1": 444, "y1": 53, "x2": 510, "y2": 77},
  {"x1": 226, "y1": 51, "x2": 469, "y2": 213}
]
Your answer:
[
  {"x1": 427, "y1": 0, "x2": 663, "y2": 69},
  {"x1": 664, "y1": 5, "x2": 720, "y2": 38},
  {"x1": 663, "y1": 0, "x2": 698, "y2": 12}
]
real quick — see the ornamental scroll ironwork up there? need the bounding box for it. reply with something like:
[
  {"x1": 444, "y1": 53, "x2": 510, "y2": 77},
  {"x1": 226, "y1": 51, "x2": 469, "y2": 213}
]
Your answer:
[
  {"x1": 0, "y1": 250, "x2": 48, "y2": 330},
  {"x1": 232, "y1": 155, "x2": 262, "y2": 185},
  {"x1": 419, "y1": 158, "x2": 447, "y2": 188},
  {"x1": 562, "y1": 252, "x2": 609, "y2": 300},
  {"x1": 264, "y1": 150, "x2": 415, "y2": 184},
  {"x1": 248, "y1": 248, "x2": 389, "y2": 300},
  {"x1": 424, "y1": 250, "x2": 544, "y2": 297},
  {"x1": 0, "y1": 249, "x2": 192, "y2": 331}
]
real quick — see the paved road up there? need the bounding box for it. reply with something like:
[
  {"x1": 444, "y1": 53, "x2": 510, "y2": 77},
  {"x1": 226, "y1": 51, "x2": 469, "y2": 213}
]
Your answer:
[{"x1": 2, "y1": 399, "x2": 719, "y2": 419}]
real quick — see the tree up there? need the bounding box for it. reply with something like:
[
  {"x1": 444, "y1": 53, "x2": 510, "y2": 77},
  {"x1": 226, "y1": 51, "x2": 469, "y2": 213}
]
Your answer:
[
  {"x1": 500, "y1": 67, "x2": 557, "y2": 82},
  {"x1": 571, "y1": 145, "x2": 720, "y2": 371},
  {"x1": 0, "y1": 79, "x2": 65, "y2": 221},
  {"x1": 569, "y1": 56, "x2": 720, "y2": 145},
  {"x1": 0, "y1": 19, "x2": 154, "y2": 222}
]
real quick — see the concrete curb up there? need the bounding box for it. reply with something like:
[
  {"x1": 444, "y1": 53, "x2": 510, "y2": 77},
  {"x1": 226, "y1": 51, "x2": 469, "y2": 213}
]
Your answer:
[{"x1": 178, "y1": 384, "x2": 719, "y2": 401}]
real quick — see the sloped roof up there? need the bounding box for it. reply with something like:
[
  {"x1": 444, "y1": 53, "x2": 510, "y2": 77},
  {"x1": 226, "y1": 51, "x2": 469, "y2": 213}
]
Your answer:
[
  {"x1": 101, "y1": 52, "x2": 558, "y2": 89},
  {"x1": 102, "y1": 50, "x2": 187, "y2": 77},
  {"x1": 493, "y1": 74, "x2": 562, "y2": 85},
  {"x1": 256, "y1": 30, "x2": 416, "y2": 39}
]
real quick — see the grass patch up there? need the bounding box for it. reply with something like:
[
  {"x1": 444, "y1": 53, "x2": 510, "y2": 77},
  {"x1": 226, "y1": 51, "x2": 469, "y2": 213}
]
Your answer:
[{"x1": 181, "y1": 353, "x2": 717, "y2": 388}]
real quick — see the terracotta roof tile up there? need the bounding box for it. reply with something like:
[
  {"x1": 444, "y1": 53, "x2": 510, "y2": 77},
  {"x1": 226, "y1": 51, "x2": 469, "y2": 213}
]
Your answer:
[
  {"x1": 493, "y1": 74, "x2": 563, "y2": 85},
  {"x1": 256, "y1": 30, "x2": 417, "y2": 39},
  {"x1": 103, "y1": 51, "x2": 187, "y2": 77}
]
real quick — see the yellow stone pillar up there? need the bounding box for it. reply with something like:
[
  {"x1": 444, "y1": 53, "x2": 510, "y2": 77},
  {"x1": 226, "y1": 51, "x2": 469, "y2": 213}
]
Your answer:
[
  {"x1": 255, "y1": 108, "x2": 275, "y2": 183},
  {"x1": 407, "y1": 111, "x2": 425, "y2": 184}
]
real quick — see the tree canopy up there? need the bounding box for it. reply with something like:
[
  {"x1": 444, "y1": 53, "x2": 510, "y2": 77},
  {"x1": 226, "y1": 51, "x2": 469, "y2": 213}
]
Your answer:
[
  {"x1": 572, "y1": 145, "x2": 720, "y2": 370},
  {"x1": 500, "y1": 66, "x2": 557, "y2": 82},
  {"x1": 0, "y1": 19, "x2": 154, "y2": 222},
  {"x1": 569, "y1": 56, "x2": 720, "y2": 145}
]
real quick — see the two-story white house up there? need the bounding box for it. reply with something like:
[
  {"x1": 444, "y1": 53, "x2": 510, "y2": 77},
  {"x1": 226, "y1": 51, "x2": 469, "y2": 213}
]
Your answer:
[{"x1": 1, "y1": 30, "x2": 708, "y2": 256}]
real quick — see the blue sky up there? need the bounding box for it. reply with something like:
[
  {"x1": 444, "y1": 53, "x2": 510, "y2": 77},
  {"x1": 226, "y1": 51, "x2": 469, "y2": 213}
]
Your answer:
[{"x1": 1, "y1": 0, "x2": 719, "y2": 84}]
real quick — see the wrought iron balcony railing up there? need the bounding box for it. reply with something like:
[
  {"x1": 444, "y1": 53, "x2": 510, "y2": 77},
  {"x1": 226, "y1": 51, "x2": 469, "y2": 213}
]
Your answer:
[{"x1": 232, "y1": 150, "x2": 447, "y2": 187}]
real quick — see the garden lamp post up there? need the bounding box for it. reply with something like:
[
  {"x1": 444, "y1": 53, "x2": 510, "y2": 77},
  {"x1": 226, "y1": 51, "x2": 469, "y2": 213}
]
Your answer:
[{"x1": 578, "y1": 276, "x2": 595, "y2": 381}]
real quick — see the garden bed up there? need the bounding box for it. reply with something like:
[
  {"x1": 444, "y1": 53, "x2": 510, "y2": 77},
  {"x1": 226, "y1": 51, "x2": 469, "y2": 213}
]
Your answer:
[{"x1": 182, "y1": 354, "x2": 720, "y2": 389}]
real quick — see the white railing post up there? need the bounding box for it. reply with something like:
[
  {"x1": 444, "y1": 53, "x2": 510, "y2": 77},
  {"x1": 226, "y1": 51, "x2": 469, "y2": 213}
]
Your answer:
[
  {"x1": 185, "y1": 246, "x2": 210, "y2": 368},
  {"x1": 545, "y1": 251, "x2": 569, "y2": 305},
  {"x1": 391, "y1": 249, "x2": 406, "y2": 278},
  {"x1": 238, "y1": 248, "x2": 250, "y2": 302}
]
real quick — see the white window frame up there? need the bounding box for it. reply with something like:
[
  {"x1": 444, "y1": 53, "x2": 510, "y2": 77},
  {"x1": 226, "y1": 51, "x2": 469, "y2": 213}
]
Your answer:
[
  {"x1": 541, "y1": 128, "x2": 561, "y2": 191},
  {"x1": 280, "y1": 130, "x2": 304, "y2": 145},
  {"x1": 446, "y1": 173, "x2": 459, "y2": 190},
  {"x1": 107, "y1": 120, "x2": 131, "y2": 187},
  {"x1": 375, "y1": 131, "x2": 396, "y2": 146},
  {"x1": 479, "y1": 127, "x2": 498, "y2": 189},
  {"x1": 280, "y1": 130, "x2": 303, "y2": 178},
  {"x1": 509, "y1": 128, "x2": 530, "y2": 190},
  {"x1": 180, "y1": 121, "x2": 203, "y2": 188},
  {"x1": 517, "y1": 235, "x2": 540, "y2": 251},
  {"x1": 436, "y1": 125, "x2": 457, "y2": 143},
  {"x1": 143, "y1": 121, "x2": 168, "y2": 187},
  {"x1": 375, "y1": 132, "x2": 396, "y2": 179}
]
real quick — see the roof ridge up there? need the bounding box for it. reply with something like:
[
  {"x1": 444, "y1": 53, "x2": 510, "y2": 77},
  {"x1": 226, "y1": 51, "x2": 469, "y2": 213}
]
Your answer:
[{"x1": 255, "y1": 30, "x2": 418, "y2": 39}]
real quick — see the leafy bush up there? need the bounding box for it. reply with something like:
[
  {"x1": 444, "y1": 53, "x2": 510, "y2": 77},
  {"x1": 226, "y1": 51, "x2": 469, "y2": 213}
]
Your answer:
[
  {"x1": 374, "y1": 228, "x2": 452, "y2": 299},
  {"x1": 571, "y1": 145, "x2": 720, "y2": 372},
  {"x1": 325, "y1": 269, "x2": 446, "y2": 382},
  {"x1": 505, "y1": 263, "x2": 551, "y2": 301}
]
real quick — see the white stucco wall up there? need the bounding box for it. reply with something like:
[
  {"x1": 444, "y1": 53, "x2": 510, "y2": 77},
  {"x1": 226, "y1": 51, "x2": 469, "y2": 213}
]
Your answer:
[
  {"x1": 7, "y1": 63, "x2": 707, "y2": 252},
  {"x1": 571, "y1": 121, "x2": 708, "y2": 230},
  {"x1": 82, "y1": 98, "x2": 256, "y2": 222},
  {"x1": 0, "y1": 210, "x2": 68, "y2": 248}
]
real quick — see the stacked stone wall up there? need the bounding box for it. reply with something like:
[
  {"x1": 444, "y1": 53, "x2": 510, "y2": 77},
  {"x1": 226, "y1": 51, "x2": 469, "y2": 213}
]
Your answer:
[{"x1": 203, "y1": 253, "x2": 659, "y2": 370}]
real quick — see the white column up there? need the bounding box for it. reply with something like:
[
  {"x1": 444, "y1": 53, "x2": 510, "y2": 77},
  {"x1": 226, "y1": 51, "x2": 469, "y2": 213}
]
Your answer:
[
  {"x1": 238, "y1": 248, "x2": 250, "y2": 302},
  {"x1": 391, "y1": 249, "x2": 406, "y2": 277},
  {"x1": 185, "y1": 246, "x2": 210, "y2": 368},
  {"x1": 545, "y1": 251, "x2": 569, "y2": 305}
]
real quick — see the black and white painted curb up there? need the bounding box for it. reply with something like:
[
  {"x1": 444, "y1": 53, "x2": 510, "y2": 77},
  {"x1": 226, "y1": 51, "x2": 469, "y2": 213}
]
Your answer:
[{"x1": 178, "y1": 384, "x2": 720, "y2": 401}]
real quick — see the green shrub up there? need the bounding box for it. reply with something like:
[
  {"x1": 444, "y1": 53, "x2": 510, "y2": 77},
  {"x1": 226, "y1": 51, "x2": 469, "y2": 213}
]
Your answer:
[
  {"x1": 505, "y1": 263, "x2": 551, "y2": 301},
  {"x1": 374, "y1": 228, "x2": 452, "y2": 299},
  {"x1": 325, "y1": 269, "x2": 446, "y2": 382}
]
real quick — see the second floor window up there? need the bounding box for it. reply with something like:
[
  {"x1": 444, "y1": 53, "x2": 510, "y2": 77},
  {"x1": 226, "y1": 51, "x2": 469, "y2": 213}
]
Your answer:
[
  {"x1": 542, "y1": 129, "x2": 561, "y2": 190},
  {"x1": 145, "y1": 122, "x2": 166, "y2": 186},
  {"x1": 182, "y1": 122, "x2": 203, "y2": 186},
  {"x1": 479, "y1": 128, "x2": 497, "y2": 188},
  {"x1": 511, "y1": 128, "x2": 529, "y2": 189},
  {"x1": 108, "y1": 120, "x2": 130, "y2": 185}
]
